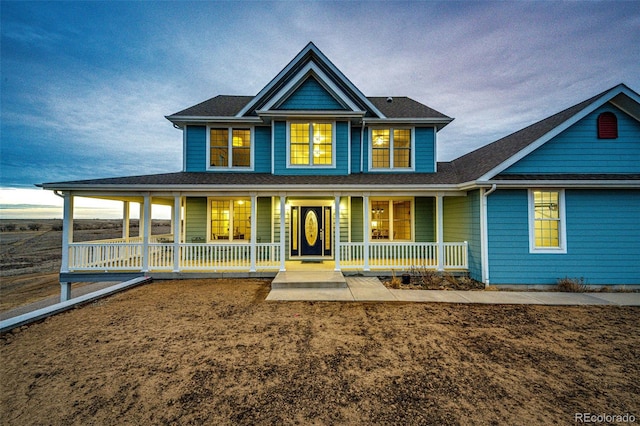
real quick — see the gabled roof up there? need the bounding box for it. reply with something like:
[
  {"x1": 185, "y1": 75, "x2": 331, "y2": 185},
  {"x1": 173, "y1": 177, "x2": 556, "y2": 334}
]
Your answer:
[
  {"x1": 451, "y1": 83, "x2": 640, "y2": 183},
  {"x1": 166, "y1": 42, "x2": 452, "y2": 128},
  {"x1": 170, "y1": 95, "x2": 253, "y2": 117}
]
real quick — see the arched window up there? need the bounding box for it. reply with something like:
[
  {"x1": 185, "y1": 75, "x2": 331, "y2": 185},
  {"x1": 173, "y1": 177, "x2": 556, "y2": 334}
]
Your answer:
[{"x1": 597, "y1": 112, "x2": 618, "y2": 139}]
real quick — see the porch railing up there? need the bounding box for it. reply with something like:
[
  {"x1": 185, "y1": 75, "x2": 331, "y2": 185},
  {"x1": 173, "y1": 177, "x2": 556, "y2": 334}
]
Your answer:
[
  {"x1": 68, "y1": 242, "x2": 281, "y2": 271},
  {"x1": 68, "y1": 241, "x2": 467, "y2": 272},
  {"x1": 340, "y1": 242, "x2": 468, "y2": 270}
]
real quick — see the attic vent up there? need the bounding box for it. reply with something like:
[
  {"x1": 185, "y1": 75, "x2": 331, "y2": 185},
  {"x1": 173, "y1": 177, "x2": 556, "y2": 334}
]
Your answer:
[
  {"x1": 386, "y1": 97, "x2": 393, "y2": 103},
  {"x1": 597, "y1": 112, "x2": 618, "y2": 139}
]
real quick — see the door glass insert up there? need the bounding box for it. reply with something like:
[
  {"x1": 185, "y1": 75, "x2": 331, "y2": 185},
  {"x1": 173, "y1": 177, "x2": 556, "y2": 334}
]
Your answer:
[{"x1": 304, "y1": 210, "x2": 319, "y2": 246}]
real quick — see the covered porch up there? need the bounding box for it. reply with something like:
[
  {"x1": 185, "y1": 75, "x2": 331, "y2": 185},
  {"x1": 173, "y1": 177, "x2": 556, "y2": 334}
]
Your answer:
[{"x1": 59, "y1": 191, "x2": 471, "y2": 276}]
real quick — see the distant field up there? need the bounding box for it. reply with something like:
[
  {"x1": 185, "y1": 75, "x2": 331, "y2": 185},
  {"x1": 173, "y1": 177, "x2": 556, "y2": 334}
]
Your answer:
[{"x1": 0, "y1": 219, "x2": 170, "y2": 311}]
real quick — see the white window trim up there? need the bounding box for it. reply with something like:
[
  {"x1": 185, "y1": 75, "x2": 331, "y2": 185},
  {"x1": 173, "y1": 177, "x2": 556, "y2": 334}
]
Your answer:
[
  {"x1": 286, "y1": 120, "x2": 337, "y2": 169},
  {"x1": 206, "y1": 126, "x2": 254, "y2": 171},
  {"x1": 528, "y1": 189, "x2": 567, "y2": 254},
  {"x1": 369, "y1": 197, "x2": 414, "y2": 242},
  {"x1": 207, "y1": 197, "x2": 251, "y2": 243},
  {"x1": 369, "y1": 127, "x2": 415, "y2": 171}
]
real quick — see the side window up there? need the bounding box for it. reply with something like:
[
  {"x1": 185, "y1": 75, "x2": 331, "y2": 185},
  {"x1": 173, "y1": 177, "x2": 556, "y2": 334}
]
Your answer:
[{"x1": 529, "y1": 190, "x2": 566, "y2": 253}]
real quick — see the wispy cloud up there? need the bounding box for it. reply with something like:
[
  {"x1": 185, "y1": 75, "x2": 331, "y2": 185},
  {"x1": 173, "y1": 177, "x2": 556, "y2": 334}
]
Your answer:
[{"x1": 1, "y1": 0, "x2": 639, "y2": 190}]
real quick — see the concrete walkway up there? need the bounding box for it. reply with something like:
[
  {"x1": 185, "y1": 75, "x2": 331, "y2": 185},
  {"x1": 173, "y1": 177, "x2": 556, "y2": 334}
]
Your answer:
[{"x1": 266, "y1": 276, "x2": 640, "y2": 305}]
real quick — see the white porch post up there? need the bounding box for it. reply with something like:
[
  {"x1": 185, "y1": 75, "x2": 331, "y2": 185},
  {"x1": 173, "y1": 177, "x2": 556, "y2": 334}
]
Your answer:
[
  {"x1": 363, "y1": 193, "x2": 370, "y2": 271},
  {"x1": 122, "y1": 201, "x2": 130, "y2": 241},
  {"x1": 172, "y1": 194, "x2": 181, "y2": 272},
  {"x1": 60, "y1": 192, "x2": 74, "y2": 302},
  {"x1": 279, "y1": 194, "x2": 286, "y2": 272},
  {"x1": 334, "y1": 194, "x2": 341, "y2": 271},
  {"x1": 436, "y1": 193, "x2": 444, "y2": 272},
  {"x1": 138, "y1": 202, "x2": 145, "y2": 237},
  {"x1": 142, "y1": 194, "x2": 151, "y2": 273},
  {"x1": 61, "y1": 192, "x2": 74, "y2": 274},
  {"x1": 250, "y1": 193, "x2": 257, "y2": 272}
]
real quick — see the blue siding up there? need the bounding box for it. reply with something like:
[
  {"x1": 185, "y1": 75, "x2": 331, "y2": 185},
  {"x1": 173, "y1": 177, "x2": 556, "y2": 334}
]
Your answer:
[
  {"x1": 504, "y1": 105, "x2": 640, "y2": 174},
  {"x1": 415, "y1": 127, "x2": 436, "y2": 173},
  {"x1": 254, "y1": 126, "x2": 271, "y2": 173},
  {"x1": 278, "y1": 78, "x2": 345, "y2": 110},
  {"x1": 273, "y1": 121, "x2": 287, "y2": 174},
  {"x1": 185, "y1": 125, "x2": 206, "y2": 172},
  {"x1": 273, "y1": 121, "x2": 349, "y2": 175},
  {"x1": 443, "y1": 191, "x2": 482, "y2": 281},
  {"x1": 351, "y1": 126, "x2": 362, "y2": 173},
  {"x1": 487, "y1": 189, "x2": 640, "y2": 285}
]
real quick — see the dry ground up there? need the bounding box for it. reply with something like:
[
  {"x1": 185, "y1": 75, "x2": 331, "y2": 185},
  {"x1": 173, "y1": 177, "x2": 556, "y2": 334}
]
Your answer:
[
  {"x1": 0, "y1": 219, "x2": 170, "y2": 311},
  {"x1": 1, "y1": 220, "x2": 639, "y2": 424},
  {"x1": 1, "y1": 279, "x2": 639, "y2": 425}
]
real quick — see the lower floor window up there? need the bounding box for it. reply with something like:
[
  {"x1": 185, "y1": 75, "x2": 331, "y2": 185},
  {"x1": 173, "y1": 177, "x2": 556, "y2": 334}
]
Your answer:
[
  {"x1": 370, "y1": 199, "x2": 412, "y2": 241},
  {"x1": 210, "y1": 199, "x2": 251, "y2": 241},
  {"x1": 530, "y1": 190, "x2": 566, "y2": 252}
]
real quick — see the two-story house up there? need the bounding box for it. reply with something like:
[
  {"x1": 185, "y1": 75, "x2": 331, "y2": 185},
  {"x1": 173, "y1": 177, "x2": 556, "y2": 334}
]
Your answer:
[{"x1": 42, "y1": 42, "x2": 640, "y2": 296}]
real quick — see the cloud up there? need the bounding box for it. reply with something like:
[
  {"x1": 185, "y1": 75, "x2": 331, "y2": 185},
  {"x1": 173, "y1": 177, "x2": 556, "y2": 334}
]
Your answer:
[{"x1": 1, "y1": 0, "x2": 639, "y2": 191}]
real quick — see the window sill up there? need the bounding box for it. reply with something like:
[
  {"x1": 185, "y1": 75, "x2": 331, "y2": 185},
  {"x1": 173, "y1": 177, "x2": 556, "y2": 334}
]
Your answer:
[{"x1": 529, "y1": 247, "x2": 567, "y2": 254}]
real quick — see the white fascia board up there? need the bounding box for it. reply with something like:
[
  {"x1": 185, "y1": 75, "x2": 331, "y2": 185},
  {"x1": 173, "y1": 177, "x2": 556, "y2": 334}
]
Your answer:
[
  {"x1": 166, "y1": 116, "x2": 263, "y2": 125},
  {"x1": 478, "y1": 86, "x2": 636, "y2": 181},
  {"x1": 364, "y1": 118, "x2": 453, "y2": 130},
  {"x1": 257, "y1": 110, "x2": 366, "y2": 119},
  {"x1": 460, "y1": 179, "x2": 640, "y2": 190},
  {"x1": 482, "y1": 180, "x2": 640, "y2": 189},
  {"x1": 41, "y1": 183, "x2": 465, "y2": 194}
]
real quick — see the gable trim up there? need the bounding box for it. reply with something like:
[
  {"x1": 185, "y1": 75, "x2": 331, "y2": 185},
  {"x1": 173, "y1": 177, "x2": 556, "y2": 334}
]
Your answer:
[
  {"x1": 478, "y1": 85, "x2": 640, "y2": 181},
  {"x1": 268, "y1": 67, "x2": 352, "y2": 111},
  {"x1": 236, "y1": 42, "x2": 385, "y2": 118}
]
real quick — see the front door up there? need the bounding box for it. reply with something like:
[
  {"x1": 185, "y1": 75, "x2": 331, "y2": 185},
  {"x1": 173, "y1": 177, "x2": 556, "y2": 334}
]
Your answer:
[{"x1": 291, "y1": 206, "x2": 332, "y2": 257}]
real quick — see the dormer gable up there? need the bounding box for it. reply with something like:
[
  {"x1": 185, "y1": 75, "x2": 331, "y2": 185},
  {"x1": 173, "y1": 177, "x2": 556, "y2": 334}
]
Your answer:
[{"x1": 237, "y1": 42, "x2": 384, "y2": 119}]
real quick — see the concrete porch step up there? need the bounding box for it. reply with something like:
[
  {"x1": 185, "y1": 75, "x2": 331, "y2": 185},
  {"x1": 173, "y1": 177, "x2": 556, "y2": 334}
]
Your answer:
[{"x1": 271, "y1": 271, "x2": 347, "y2": 289}]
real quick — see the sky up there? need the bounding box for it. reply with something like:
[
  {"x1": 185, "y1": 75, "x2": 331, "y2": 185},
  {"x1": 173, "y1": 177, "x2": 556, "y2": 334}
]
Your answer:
[{"x1": 1, "y1": 0, "x2": 639, "y2": 219}]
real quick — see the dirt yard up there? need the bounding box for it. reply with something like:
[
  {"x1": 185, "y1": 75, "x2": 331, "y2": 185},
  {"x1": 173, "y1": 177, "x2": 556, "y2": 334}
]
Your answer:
[
  {"x1": 1, "y1": 220, "x2": 639, "y2": 424},
  {"x1": 0, "y1": 219, "x2": 170, "y2": 311},
  {"x1": 1, "y1": 279, "x2": 639, "y2": 425}
]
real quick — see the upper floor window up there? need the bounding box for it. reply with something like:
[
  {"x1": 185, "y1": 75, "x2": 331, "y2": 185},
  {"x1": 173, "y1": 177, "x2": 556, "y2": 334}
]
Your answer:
[
  {"x1": 371, "y1": 128, "x2": 412, "y2": 169},
  {"x1": 597, "y1": 112, "x2": 618, "y2": 139},
  {"x1": 209, "y1": 128, "x2": 251, "y2": 169},
  {"x1": 529, "y1": 190, "x2": 566, "y2": 253},
  {"x1": 289, "y1": 122, "x2": 333, "y2": 166}
]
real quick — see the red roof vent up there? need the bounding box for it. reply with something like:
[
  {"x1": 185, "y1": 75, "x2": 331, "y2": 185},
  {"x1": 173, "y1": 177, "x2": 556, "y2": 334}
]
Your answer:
[{"x1": 597, "y1": 112, "x2": 618, "y2": 139}]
